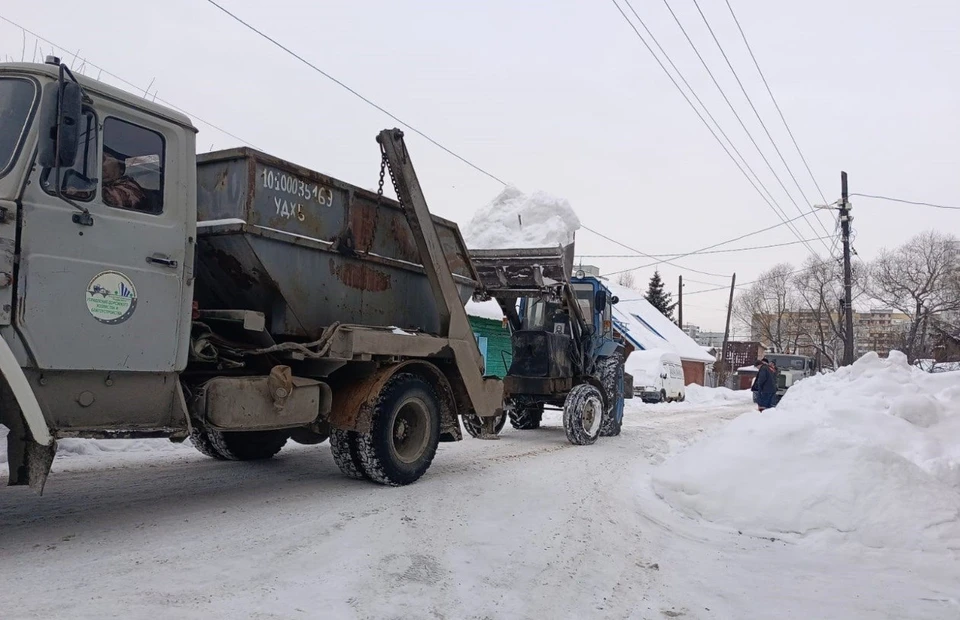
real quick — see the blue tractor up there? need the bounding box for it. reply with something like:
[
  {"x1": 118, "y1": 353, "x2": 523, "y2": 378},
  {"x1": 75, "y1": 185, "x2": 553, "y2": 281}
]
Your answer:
[{"x1": 465, "y1": 245, "x2": 634, "y2": 444}]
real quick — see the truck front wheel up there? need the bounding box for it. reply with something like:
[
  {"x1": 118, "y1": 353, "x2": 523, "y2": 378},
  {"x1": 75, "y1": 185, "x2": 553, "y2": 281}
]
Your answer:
[
  {"x1": 356, "y1": 373, "x2": 441, "y2": 486},
  {"x1": 563, "y1": 384, "x2": 604, "y2": 446},
  {"x1": 207, "y1": 429, "x2": 289, "y2": 461}
]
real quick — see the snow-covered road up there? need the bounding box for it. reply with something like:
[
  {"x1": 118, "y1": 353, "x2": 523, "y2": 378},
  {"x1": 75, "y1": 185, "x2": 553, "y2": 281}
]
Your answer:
[{"x1": 1, "y1": 401, "x2": 957, "y2": 620}]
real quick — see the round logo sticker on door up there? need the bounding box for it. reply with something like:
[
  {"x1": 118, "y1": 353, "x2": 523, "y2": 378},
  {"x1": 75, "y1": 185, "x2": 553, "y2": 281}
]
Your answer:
[{"x1": 86, "y1": 271, "x2": 138, "y2": 325}]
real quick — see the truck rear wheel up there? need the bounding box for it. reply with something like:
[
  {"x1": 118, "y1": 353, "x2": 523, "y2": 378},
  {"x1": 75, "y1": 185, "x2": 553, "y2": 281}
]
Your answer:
[
  {"x1": 563, "y1": 384, "x2": 603, "y2": 446},
  {"x1": 207, "y1": 429, "x2": 288, "y2": 461},
  {"x1": 189, "y1": 427, "x2": 226, "y2": 460},
  {"x1": 356, "y1": 373, "x2": 441, "y2": 486},
  {"x1": 461, "y1": 412, "x2": 507, "y2": 439},
  {"x1": 508, "y1": 404, "x2": 543, "y2": 430},
  {"x1": 330, "y1": 428, "x2": 368, "y2": 480}
]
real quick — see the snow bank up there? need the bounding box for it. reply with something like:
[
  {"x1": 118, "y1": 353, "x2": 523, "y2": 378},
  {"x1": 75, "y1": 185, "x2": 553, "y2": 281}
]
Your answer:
[
  {"x1": 463, "y1": 185, "x2": 580, "y2": 250},
  {"x1": 681, "y1": 384, "x2": 752, "y2": 406},
  {"x1": 653, "y1": 351, "x2": 960, "y2": 551}
]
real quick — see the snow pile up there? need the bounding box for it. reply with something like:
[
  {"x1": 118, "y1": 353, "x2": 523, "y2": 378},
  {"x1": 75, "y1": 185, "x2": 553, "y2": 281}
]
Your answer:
[
  {"x1": 681, "y1": 384, "x2": 752, "y2": 405},
  {"x1": 465, "y1": 297, "x2": 504, "y2": 321},
  {"x1": 653, "y1": 351, "x2": 960, "y2": 551},
  {"x1": 463, "y1": 185, "x2": 580, "y2": 249}
]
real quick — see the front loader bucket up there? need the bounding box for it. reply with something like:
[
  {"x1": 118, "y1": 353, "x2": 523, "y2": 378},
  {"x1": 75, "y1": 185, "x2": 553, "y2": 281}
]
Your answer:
[{"x1": 470, "y1": 243, "x2": 574, "y2": 297}]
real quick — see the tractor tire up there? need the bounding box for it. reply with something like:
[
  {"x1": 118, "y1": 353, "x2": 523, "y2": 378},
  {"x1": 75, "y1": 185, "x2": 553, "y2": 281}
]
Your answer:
[
  {"x1": 207, "y1": 429, "x2": 288, "y2": 461},
  {"x1": 189, "y1": 426, "x2": 226, "y2": 460},
  {"x1": 563, "y1": 384, "x2": 604, "y2": 446},
  {"x1": 356, "y1": 373, "x2": 441, "y2": 486},
  {"x1": 330, "y1": 428, "x2": 368, "y2": 481},
  {"x1": 462, "y1": 412, "x2": 507, "y2": 439},
  {"x1": 509, "y1": 405, "x2": 543, "y2": 430},
  {"x1": 598, "y1": 354, "x2": 625, "y2": 437}
]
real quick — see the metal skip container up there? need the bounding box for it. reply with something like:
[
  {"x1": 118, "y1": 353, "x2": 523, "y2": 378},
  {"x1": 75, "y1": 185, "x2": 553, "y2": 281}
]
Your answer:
[{"x1": 193, "y1": 148, "x2": 479, "y2": 339}]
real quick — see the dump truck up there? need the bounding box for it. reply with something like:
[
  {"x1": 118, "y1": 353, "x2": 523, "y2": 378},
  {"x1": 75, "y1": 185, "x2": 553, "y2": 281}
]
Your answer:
[
  {"x1": 0, "y1": 58, "x2": 507, "y2": 491},
  {"x1": 466, "y1": 245, "x2": 634, "y2": 444}
]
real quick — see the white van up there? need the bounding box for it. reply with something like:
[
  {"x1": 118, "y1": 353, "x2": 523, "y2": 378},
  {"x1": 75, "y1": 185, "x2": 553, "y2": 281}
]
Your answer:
[{"x1": 626, "y1": 350, "x2": 686, "y2": 403}]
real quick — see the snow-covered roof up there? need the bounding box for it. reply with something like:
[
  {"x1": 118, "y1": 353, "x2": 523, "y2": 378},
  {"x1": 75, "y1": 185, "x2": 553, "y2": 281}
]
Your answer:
[
  {"x1": 604, "y1": 281, "x2": 716, "y2": 364},
  {"x1": 465, "y1": 298, "x2": 505, "y2": 321}
]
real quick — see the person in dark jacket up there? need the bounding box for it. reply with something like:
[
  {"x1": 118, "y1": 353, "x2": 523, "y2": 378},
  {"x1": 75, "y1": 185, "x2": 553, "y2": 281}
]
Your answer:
[
  {"x1": 754, "y1": 357, "x2": 777, "y2": 411},
  {"x1": 750, "y1": 360, "x2": 763, "y2": 404}
]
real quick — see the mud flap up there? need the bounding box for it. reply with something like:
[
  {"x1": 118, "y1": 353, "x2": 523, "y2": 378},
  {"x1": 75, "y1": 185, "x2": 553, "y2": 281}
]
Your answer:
[{"x1": 6, "y1": 428, "x2": 57, "y2": 494}]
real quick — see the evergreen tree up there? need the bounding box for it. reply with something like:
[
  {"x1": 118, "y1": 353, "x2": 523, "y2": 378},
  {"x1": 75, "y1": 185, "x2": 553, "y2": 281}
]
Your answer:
[{"x1": 645, "y1": 270, "x2": 676, "y2": 320}]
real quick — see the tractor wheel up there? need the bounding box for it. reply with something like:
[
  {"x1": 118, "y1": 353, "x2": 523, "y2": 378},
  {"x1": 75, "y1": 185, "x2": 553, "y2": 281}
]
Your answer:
[
  {"x1": 509, "y1": 404, "x2": 543, "y2": 430},
  {"x1": 189, "y1": 426, "x2": 226, "y2": 460},
  {"x1": 355, "y1": 373, "x2": 441, "y2": 486},
  {"x1": 330, "y1": 428, "x2": 369, "y2": 480},
  {"x1": 598, "y1": 354, "x2": 625, "y2": 437},
  {"x1": 462, "y1": 412, "x2": 507, "y2": 439},
  {"x1": 563, "y1": 384, "x2": 604, "y2": 446},
  {"x1": 207, "y1": 429, "x2": 289, "y2": 461}
]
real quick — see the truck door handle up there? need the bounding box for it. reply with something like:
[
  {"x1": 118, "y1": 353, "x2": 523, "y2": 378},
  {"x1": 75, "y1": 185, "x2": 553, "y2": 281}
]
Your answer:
[{"x1": 146, "y1": 254, "x2": 178, "y2": 268}]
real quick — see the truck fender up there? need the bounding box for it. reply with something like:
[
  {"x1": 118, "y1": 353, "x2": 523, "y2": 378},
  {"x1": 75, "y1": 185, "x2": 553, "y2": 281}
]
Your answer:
[
  {"x1": 0, "y1": 336, "x2": 52, "y2": 446},
  {"x1": 327, "y1": 360, "x2": 462, "y2": 442}
]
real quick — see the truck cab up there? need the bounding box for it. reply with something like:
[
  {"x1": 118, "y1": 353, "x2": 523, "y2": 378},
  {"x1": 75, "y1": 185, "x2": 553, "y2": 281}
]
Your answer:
[{"x1": 0, "y1": 59, "x2": 197, "y2": 454}]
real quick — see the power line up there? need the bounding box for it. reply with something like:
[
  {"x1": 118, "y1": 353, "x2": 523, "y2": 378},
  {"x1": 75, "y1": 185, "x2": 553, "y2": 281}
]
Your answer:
[
  {"x1": 690, "y1": 0, "x2": 835, "y2": 246},
  {"x1": 580, "y1": 224, "x2": 730, "y2": 278},
  {"x1": 849, "y1": 193, "x2": 960, "y2": 211},
  {"x1": 577, "y1": 235, "x2": 833, "y2": 259},
  {"x1": 658, "y1": 0, "x2": 829, "y2": 256},
  {"x1": 615, "y1": 0, "x2": 811, "y2": 255},
  {"x1": 610, "y1": 0, "x2": 819, "y2": 259},
  {"x1": 0, "y1": 14, "x2": 262, "y2": 150},
  {"x1": 202, "y1": 0, "x2": 506, "y2": 186},
  {"x1": 598, "y1": 207, "x2": 829, "y2": 278},
  {"x1": 723, "y1": 0, "x2": 828, "y2": 206}
]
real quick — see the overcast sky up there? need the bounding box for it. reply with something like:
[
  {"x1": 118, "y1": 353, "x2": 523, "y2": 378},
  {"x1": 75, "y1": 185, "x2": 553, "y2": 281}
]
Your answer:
[{"x1": 2, "y1": 0, "x2": 958, "y2": 331}]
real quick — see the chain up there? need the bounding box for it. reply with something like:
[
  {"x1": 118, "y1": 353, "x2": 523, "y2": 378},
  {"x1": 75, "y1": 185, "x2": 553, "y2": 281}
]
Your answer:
[{"x1": 376, "y1": 148, "x2": 387, "y2": 207}]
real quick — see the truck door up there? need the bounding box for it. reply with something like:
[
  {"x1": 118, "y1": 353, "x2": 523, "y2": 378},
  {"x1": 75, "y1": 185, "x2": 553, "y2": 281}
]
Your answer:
[{"x1": 17, "y1": 105, "x2": 192, "y2": 372}]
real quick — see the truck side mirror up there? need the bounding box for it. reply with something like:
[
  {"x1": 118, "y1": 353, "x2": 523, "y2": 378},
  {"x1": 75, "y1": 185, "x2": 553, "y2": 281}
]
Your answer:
[
  {"x1": 37, "y1": 81, "x2": 82, "y2": 169},
  {"x1": 611, "y1": 296, "x2": 619, "y2": 305},
  {"x1": 594, "y1": 290, "x2": 607, "y2": 313}
]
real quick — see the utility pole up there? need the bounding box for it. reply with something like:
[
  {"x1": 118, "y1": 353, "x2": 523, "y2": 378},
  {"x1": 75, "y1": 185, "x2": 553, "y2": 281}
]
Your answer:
[
  {"x1": 840, "y1": 171, "x2": 855, "y2": 366},
  {"x1": 678, "y1": 275, "x2": 683, "y2": 328},
  {"x1": 720, "y1": 273, "x2": 736, "y2": 385}
]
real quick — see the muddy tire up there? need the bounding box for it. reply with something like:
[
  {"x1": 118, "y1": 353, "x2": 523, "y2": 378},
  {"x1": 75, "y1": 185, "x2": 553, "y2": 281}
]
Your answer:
[
  {"x1": 330, "y1": 428, "x2": 368, "y2": 480},
  {"x1": 508, "y1": 404, "x2": 543, "y2": 430},
  {"x1": 207, "y1": 429, "x2": 288, "y2": 460},
  {"x1": 189, "y1": 427, "x2": 226, "y2": 460},
  {"x1": 563, "y1": 384, "x2": 604, "y2": 446},
  {"x1": 356, "y1": 373, "x2": 441, "y2": 486},
  {"x1": 598, "y1": 355, "x2": 625, "y2": 437},
  {"x1": 462, "y1": 412, "x2": 507, "y2": 439}
]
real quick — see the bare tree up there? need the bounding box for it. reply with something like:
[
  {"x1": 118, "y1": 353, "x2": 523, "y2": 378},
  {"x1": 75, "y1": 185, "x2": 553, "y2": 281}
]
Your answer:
[
  {"x1": 869, "y1": 231, "x2": 960, "y2": 362},
  {"x1": 792, "y1": 256, "x2": 868, "y2": 369},
  {"x1": 734, "y1": 263, "x2": 801, "y2": 353},
  {"x1": 617, "y1": 270, "x2": 637, "y2": 290}
]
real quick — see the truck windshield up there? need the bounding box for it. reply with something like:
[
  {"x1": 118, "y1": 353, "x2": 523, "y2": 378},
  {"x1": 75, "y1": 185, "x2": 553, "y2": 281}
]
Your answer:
[{"x1": 0, "y1": 78, "x2": 37, "y2": 177}]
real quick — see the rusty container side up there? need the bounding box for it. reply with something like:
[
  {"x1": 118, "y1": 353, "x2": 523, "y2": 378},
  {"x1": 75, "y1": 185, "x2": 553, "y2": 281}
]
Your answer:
[{"x1": 195, "y1": 148, "x2": 478, "y2": 339}]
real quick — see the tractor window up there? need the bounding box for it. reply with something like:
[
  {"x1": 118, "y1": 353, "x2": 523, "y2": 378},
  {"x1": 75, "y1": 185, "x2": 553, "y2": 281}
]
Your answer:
[
  {"x1": 41, "y1": 108, "x2": 98, "y2": 201},
  {"x1": 0, "y1": 77, "x2": 37, "y2": 178},
  {"x1": 102, "y1": 117, "x2": 165, "y2": 214},
  {"x1": 572, "y1": 284, "x2": 594, "y2": 321},
  {"x1": 523, "y1": 299, "x2": 548, "y2": 330}
]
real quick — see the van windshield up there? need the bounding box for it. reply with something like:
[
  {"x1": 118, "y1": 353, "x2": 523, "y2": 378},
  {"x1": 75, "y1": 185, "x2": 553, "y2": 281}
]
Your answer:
[{"x1": 0, "y1": 78, "x2": 37, "y2": 177}]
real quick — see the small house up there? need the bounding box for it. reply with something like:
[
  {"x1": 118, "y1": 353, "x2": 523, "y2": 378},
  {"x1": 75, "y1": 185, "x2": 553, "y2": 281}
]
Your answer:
[{"x1": 465, "y1": 298, "x2": 512, "y2": 378}]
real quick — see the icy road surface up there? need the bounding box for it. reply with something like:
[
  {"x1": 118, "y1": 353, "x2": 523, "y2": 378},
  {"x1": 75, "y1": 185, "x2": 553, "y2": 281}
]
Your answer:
[{"x1": 1, "y1": 401, "x2": 957, "y2": 620}]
